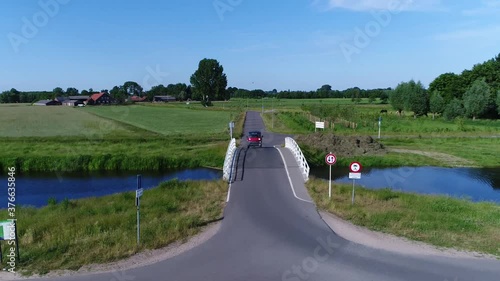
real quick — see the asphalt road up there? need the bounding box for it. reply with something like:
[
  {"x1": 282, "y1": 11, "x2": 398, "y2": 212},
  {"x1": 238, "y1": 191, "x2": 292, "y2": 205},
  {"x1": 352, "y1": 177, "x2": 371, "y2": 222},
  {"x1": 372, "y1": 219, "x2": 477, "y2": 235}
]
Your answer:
[{"x1": 30, "y1": 111, "x2": 499, "y2": 281}]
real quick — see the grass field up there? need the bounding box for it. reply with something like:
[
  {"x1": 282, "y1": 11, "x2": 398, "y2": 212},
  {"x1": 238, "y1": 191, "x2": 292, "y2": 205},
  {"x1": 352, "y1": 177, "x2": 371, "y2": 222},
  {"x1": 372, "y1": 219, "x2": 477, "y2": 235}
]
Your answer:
[
  {"x1": 0, "y1": 104, "x2": 245, "y2": 172},
  {"x1": 259, "y1": 100, "x2": 500, "y2": 168},
  {"x1": 307, "y1": 179, "x2": 500, "y2": 257},
  {"x1": 0, "y1": 179, "x2": 226, "y2": 275},
  {"x1": 85, "y1": 105, "x2": 235, "y2": 136},
  {"x1": 0, "y1": 105, "x2": 138, "y2": 138}
]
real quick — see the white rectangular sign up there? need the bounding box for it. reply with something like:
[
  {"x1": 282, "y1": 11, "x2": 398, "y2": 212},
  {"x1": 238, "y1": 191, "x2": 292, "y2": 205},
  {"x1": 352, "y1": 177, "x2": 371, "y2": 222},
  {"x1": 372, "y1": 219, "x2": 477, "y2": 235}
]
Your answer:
[
  {"x1": 315, "y1": 122, "x2": 325, "y2": 129},
  {"x1": 0, "y1": 220, "x2": 14, "y2": 240},
  {"x1": 349, "y1": 173, "x2": 361, "y2": 179},
  {"x1": 136, "y1": 188, "x2": 144, "y2": 198}
]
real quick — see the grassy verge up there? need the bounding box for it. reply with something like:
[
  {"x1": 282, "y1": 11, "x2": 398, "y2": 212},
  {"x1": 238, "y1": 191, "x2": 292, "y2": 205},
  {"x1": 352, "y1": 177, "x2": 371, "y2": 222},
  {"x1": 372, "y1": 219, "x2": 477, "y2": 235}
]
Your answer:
[
  {"x1": 381, "y1": 137, "x2": 500, "y2": 167},
  {"x1": 307, "y1": 178, "x2": 500, "y2": 257},
  {"x1": 0, "y1": 179, "x2": 226, "y2": 275}
]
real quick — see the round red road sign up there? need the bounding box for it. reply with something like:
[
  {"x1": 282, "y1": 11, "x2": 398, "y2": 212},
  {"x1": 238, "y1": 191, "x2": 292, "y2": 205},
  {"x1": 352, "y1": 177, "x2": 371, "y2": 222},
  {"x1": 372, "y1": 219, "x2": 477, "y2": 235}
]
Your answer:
[
  {"x1": 349, "y1": 162, "x2": 362, "y2": 173},
  {"x1": 325, "y1": 153, "x2": 337, "y2": 165}
]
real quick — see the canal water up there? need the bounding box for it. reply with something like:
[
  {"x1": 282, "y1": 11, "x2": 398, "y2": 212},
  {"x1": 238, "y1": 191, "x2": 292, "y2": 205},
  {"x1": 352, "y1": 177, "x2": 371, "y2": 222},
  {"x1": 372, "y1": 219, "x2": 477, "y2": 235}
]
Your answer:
[
  {"x1": 310, "y1": 166, "x2": 500, "y2": 203},
  {"x1": 2, "y1": 168, "x2": 222, "y2": 208}
]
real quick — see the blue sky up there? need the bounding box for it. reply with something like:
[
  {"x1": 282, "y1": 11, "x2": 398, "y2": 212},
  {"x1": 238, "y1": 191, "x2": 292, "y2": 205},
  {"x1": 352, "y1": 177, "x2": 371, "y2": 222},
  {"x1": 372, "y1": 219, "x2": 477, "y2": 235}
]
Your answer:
[{"x1": 1, "y1": 0, "x2": 499, "y2": 92}]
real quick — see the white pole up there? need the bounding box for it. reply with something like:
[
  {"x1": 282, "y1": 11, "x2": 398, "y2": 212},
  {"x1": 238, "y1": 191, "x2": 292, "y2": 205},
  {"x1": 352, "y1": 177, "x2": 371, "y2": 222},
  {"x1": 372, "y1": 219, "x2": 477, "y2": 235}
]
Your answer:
[
  {"x1": 137, "y1": 202, "x2": 140, "y2": 245},
  {"x1": 378, "y1": 116, "x2": 381, "y2": 139},
  {"x1": 351, "y1": 179, "x2": 355, "y2": 205},
  {"x1": 329, "y1": 164, "x2": 332, "y2": 198}
]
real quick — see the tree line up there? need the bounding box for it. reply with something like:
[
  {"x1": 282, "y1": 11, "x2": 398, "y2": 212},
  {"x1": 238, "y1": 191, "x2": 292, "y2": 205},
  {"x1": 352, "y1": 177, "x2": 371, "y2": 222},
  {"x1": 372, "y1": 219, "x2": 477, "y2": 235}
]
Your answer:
[
  {"x1": 2, "y1": 54, "x2": 499, "y2": 118},
  {"x1": 390, "y1": 53, "x2": 500, "y2": 120}
]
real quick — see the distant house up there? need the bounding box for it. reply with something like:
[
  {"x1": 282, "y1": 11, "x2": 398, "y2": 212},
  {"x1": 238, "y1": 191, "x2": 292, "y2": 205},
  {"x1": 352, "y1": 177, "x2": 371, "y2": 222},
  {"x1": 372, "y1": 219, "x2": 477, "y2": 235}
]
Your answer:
[
  {"x1": 86, "y1": 93, "x2": 114, "y2": 105},
  {"x1": 130, "y1": 95, "x2": 147, "y2": 102},
  {"x1": 33, "y1": 100, "x2": 62, "y2": 106},
  {"x1": 62, "y1": 100, "x2": 84, "y2": 107},
  {"x1": 69, "y1": 96, "x2": 90, "y2": 101},
  {"x1": 153, "y1": 95, "x2": 176, "y2": 102},
  {"x1": 55, "y1": 97, "x2": 69, "y2": 103}
]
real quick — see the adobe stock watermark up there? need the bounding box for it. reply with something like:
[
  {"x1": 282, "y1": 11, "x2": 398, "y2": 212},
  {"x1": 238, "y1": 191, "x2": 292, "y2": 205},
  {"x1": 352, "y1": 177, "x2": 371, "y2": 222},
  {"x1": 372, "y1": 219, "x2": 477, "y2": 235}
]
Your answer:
[
  {"x1": 281, "y1": 235, "x2": 341, "y2": 281},
  {"x1": 339, "y1": 0, "x2": 413, "y2": 63},
  {"x1": 109, "y1": 269, "x2": 135, "y2": 281},
  {"x1": 142, "y1": 65, "x2": 169, "y2": 90},
  {"x1": 7, "y1": 0, "x2": 71, "y2": 53},
  {"x1": 213, "y1": 0, "x2": 243, "y2": 21},
  {"x1": 384, "y1": 166, "x2": 415, "y2": 189}
]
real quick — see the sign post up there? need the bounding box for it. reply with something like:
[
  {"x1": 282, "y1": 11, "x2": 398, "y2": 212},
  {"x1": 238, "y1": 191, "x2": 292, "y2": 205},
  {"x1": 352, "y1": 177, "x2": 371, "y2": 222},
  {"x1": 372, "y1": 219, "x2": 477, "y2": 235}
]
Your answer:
[
  {"x1": 349, "y1": 162, "x2": 362, "y2": 204},
  {"x1": 325, "y1": 153, "x2": 337, "y2": 198},
  {"x1": 0, "y1": 220, "x2": 19, "y2": 263},
  {"x1": 378, "y1": 116, "x2": 382, "y2": 139},
  {"x1": 315, "y1": 121, "x2": 325, "y2": 132},
  {"x1": 229, "y1": 121, "x2": 235, "y2": 139},
  {"x1": 136, "y1": 175, "x2": 144, "y2": 245}
]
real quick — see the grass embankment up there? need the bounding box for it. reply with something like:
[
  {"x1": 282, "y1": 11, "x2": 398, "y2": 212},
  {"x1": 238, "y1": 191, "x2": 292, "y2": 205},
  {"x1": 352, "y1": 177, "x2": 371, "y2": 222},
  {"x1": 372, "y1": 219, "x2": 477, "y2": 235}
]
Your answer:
[
  {"x1": 307, "y1": 178, "x2": 500, "y2": 257},
  {"x1": 0, "y1": 105, "x2": 246, "y2": 172},
  {"x1": 0, "y1": 179, "x2": 227, "y2": 275}
]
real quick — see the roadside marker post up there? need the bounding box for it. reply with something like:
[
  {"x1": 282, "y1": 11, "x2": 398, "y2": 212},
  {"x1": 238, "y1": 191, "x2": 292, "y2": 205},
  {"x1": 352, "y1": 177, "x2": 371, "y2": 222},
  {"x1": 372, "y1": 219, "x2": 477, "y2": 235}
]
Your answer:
[
  {"x1": 229, "y1": 121, "x2": 235, "y2": 139},
  {"x1": 136, "y1": 175, "x2": 144, "y2": 245},
  {"x1": 378, "y1": 116, "x2": 382, "y2": 139},
  {"x1": 349, "y1": 162, "x2": 362, "y2": 205},
  {"x1": 325, "y1": 153, "x2": 337, "y2": 198}
]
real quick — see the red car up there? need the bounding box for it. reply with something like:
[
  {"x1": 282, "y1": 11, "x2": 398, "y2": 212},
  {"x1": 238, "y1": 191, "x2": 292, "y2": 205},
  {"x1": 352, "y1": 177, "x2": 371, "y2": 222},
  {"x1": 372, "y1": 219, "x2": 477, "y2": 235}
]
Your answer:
[{"x1": 247, "y1": 131, "x2": 263, "y2": 147}]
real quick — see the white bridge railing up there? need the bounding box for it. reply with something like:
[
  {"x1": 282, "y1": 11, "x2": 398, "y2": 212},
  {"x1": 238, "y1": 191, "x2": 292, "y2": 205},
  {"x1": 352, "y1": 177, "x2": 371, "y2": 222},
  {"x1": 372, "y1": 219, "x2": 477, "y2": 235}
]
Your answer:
[
  {"x1": 223, "y1": 138, "x2": 237, "y2": 181},
  {"x1": 285, "y1": 137, "x2": 310, "y2": 182}
]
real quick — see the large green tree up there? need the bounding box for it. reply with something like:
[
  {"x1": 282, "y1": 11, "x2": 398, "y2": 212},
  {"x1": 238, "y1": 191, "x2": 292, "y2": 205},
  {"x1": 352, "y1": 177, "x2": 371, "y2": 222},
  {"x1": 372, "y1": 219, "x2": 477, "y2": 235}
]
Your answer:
[
  {"x1": 190, "y1": 58, "x2": 228, "y2": 106},
  {"x1": 53, "y1": 87, "x2": 64, "y2": 97},
  {"x1": 109, "y1": 86, "x2": 127, "y2": 103},
  {"x1": 66, "y1": 87, "x2": 79, "y2": 96},
  {"x1": 123, "y1": 81, "x2": 144, "y2": 97},
  {"x1": 405, "y1": 80, "x2": 429, "y2": 117},
  {"x1": 429, "y1": 91, "x2": 445, "y2": 119},
  {"x1": 463, "y1": 78, "x2": 490, "y2": 120},
  {"x1": 497, "y1": 90, "x2": 500, "y2": 115},
  {"x1": 389, "y1": 86, "x2": 405, "y2": 115},
  {"x1": 390, "y1": 80, "x2": 429, "y2": 117},
  {"x1": 443, "y1": 98, "x2": 465, "y2": 120}
]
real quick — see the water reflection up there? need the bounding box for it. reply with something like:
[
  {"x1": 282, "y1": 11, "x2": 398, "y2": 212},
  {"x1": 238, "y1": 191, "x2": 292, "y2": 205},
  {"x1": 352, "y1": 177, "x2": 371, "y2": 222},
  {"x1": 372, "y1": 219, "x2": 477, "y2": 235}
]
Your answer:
[{"x1": 310, "y1": 167, "x2": 500, "y2": 203}]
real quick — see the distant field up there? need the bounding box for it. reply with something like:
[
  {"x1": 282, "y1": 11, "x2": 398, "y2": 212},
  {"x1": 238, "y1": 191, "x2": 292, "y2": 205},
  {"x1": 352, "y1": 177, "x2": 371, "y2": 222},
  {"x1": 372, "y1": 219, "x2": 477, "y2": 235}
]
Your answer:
[
  {"x1": 212, "y1": 98, "x2": 375, "y2": 111},
  {"x1": 262, "y1": 107, "x2": 500, "y2": 136},
  {"x1": 0, "y1": 105, "x2": 138, "y2": 137},
  {"x1": 85, "y1": 105, "x2": 233, "y2": 135}
]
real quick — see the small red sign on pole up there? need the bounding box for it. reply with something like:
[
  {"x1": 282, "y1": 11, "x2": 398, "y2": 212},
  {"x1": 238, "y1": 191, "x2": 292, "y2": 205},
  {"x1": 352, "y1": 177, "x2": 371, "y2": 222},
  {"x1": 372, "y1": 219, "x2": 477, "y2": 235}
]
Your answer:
[{"x1": 325, "y1": 153, "x2": 337, "y2": 165}]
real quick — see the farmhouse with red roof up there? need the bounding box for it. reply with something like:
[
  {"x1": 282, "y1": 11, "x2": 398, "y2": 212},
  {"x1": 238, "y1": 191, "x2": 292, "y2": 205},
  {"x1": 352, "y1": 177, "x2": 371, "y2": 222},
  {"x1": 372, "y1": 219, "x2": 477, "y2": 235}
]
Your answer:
[{"x1": 86, "y1": 92, "x2": 114, "y2": 105}]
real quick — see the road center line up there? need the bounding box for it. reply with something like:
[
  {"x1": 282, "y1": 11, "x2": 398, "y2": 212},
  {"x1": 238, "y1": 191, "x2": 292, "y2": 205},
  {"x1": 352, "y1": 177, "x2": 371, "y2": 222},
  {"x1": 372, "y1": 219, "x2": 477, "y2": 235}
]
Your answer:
[{"x1": 275, "y1": 146, "x2": 314, "y2": 204}]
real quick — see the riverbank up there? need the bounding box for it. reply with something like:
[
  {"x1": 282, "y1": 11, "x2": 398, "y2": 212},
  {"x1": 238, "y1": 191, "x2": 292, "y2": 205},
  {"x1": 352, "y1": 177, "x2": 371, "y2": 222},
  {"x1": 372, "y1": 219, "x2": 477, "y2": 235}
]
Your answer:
[
  {"x1": 0, "y1": 180, "x2": 227, "y2": 276},
  {"x1": 307, "y1": 178, "x2": 500, "y2": 257}
]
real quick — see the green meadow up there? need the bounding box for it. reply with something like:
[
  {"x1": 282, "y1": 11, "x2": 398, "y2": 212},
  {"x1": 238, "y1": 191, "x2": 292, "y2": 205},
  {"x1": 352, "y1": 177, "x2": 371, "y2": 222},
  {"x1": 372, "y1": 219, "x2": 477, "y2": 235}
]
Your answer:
[
  {"x1": 259, "y1": 100, "x2": 500, "y2": 167},
  {"x1": 0, "y1": 104, "x2": 245, "y2": 172}
]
